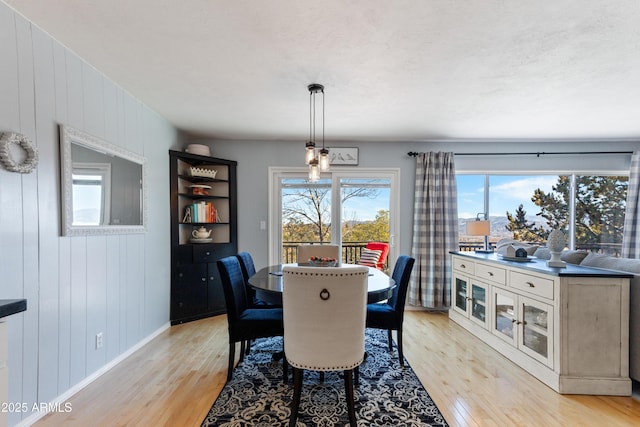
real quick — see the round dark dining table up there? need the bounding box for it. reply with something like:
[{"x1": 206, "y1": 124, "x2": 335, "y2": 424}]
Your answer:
[{"x1": 248, "y1": 263, "x2": 396, "y2": 305}]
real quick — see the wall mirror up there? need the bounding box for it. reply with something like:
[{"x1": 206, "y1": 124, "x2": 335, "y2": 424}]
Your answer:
[{"x1": 59, "y1": 125, "x2": 147, "y2": 236}]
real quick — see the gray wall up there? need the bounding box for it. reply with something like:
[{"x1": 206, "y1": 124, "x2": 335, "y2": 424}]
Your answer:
[
  {"x1": 0, "y1": 3, "x2": 178, "y2": 425},
  {"x1": 196, "y1": 139, "x2": 640, "y2": 271}
]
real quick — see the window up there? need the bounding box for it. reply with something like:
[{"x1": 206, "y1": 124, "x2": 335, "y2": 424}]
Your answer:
[
  {"x1": 458, "y1": 173, "x2": 628, "y2": 255},
  {"x1": 573, "y1": 175, "x2": 628, "y2": 255},
  {"x1": 71, "y1": 163, "x2": 111, "y2": 226}
]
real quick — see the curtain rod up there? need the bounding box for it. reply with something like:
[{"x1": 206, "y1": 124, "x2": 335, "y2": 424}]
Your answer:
[{"x1": 407, "y1": 151, "x2": 634, "y2": 157}]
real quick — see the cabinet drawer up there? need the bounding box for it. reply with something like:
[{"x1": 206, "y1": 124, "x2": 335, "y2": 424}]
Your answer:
[
  {"x1": 510, "y1": 271, "x2": 554, "y2": 300},
  {"x1": 193, "y1": 246, "x2": 217, "y2": 263},
  {"x1": 453, "y1": 257, "x2": 475, "y2": 275},
  {"x1": 475, "y1": 262, "x2": 506, "y2": 285}
]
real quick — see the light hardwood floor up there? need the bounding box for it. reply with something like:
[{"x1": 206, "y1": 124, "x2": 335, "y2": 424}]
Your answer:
[{"x1": 35, "y1": 311, "x2": 640, "y2": 426}]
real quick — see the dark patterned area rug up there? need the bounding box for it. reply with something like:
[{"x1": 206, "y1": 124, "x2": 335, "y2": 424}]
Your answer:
[{"x1": 202, "y1": 329, "x2": 449, "y2": 426}]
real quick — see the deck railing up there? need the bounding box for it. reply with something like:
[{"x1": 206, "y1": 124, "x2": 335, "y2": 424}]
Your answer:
[{"x1": 283, "y1": 242, "x2": 378, "y2": 266}]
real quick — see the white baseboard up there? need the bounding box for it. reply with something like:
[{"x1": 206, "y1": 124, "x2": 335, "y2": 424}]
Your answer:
[{"x1": 17, "y1": 322, "x2": 170, "y2": 427}]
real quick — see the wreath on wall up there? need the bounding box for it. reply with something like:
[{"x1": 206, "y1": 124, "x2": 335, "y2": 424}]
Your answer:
[{"x1": 0, "y1": 132, "x2": 39, "y2": 174}]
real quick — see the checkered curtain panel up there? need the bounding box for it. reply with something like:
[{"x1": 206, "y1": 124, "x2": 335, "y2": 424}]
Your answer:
[
  {"x1": 408, "y1": 152, "x2": 458, "y2": 308},
  {"x1": 622, "y1": 151, "x2": 640, "y2": 258}
]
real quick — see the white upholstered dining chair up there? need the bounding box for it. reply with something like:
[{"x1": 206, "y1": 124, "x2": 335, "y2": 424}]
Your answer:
[{"x1": 282, "y1": 265, "x2": 369, "y2": 427}]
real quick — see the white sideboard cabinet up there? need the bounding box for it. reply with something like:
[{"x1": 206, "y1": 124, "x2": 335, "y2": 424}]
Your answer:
[{"x1": 449, "y1": 252, "x2": 631, "y2": 396}]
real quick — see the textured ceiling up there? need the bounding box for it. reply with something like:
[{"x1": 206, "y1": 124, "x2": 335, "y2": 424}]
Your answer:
[{"x1": 5, "y1": 0, "x2": 640, "y2": 142}]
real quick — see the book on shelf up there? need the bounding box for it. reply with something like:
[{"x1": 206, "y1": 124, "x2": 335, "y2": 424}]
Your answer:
[{"x1": 183, "y1": 201, "x2": 220, "y2": 223}]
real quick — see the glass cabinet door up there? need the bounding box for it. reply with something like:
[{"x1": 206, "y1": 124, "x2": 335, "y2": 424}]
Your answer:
[
  {"x1": 453, "y1": 274, "x2": 469, "y2": 315},
  {"x1": 519, "y1": 296, "x2": 552, "y2": 366},
  {"x1": 470, "y1": 282, "x2": 487, "y2": 326},
  {"x1": 452, "y1": 273, "x2": 489, "y2": 329},
  {"x1": 493, "y1": 288, "x2": 516, "y2": 344}
]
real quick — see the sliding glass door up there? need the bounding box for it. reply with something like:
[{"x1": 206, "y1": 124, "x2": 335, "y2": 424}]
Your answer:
[{"x1": 269, "y1": 168, "x2": 399, "y2": 267}]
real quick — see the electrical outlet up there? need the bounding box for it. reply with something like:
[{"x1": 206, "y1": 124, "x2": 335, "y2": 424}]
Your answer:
[{"x1": 95, "y1": 332, "x2": 103, "y2": 349}]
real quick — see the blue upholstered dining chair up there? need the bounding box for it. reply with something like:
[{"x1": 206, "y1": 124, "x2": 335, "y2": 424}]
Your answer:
[
  {"x1": 236, "y1": 251, "x2": 257, "y2": 281},
  {"x1": 365, "y1": 255, "x2": 415, "y2": 367},
  {"x1": 217, "y1": 256, "x2": 284, "y2": 382},
  {"x1": 282, "y1": 265, "x2": 369, "y2": 427},
  {"x1": 236, "y1": 251, "x2": 281, "y2": 308},
  {"x1": 236, "y1": 251, "x2": 259, "y2": 307}
]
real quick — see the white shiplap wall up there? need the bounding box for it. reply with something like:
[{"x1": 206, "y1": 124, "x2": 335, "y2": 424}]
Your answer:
[{"x1": 0, "y1": 3, "x2": 176, "y2": 425}]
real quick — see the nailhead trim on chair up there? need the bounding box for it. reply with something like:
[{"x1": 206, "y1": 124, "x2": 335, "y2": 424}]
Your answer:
[
  {"x1": 283, "y1": 271, "x2": 368, "y2": 277},
  {"x1": 286, "y1": 356, "x2": 364, "y2": 371}
]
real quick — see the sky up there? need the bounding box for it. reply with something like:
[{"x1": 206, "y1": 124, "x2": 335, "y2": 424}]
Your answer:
[
  {"x1": 341, "y1": 175, "x2": 561, "y2": 222},
  {"x1": 342, "y1": 188, "x2": 390, "y2": 221},
  {"x1": 457, "y1": 175, "x2": 560, "y2": 219}
]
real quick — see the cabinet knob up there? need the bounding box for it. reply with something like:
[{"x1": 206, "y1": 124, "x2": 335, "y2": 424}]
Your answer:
[
  {"x1": 488, "y1": 272, "x2": 494, "y2": 276},
  {"x1": 201, "y1": 277, "x2": 206, "y2": 282},
  {"x1": 460, "y1": 264, "x2": 466, "y2": 269},
  {"x1": 205, "y1": 251, "x2": 211, "y2": 256},
  {"x1": 526, "y1": 281, "x2": 535, "y2": 287}
]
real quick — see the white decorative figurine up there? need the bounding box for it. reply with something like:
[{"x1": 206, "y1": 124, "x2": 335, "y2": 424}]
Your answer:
[{"x1": 546, "y1": 229, "x2": 567, "y2": 268}]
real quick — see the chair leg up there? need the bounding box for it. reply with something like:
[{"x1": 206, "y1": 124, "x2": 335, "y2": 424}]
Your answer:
[
  {"x1": 319, "y1": 372, "x2": 325, "y2": 383},
  {"x1": 290, "y1": 367, "x2": 303, "y2": 427},
  {"x1": 227, "y1": 342, "x2": 236, "y2": 382},
  {"x1": 354, "y1": 366, "x2": 359, "y2": 387},
  {"x1": 387, "y1": 329, "x2": 393, "y2": 352},
  {"x1": 245, "y1": 339, "x2": 252, "y2": 355},
  {"x1": 397, "y1": 328, "x2": 404, "y2": 367},
  {"x1": 283, "y1": 355, "x2": 288, "y2": 384},
  {"x1": 344, "y1": 369, "x2": 357, "y2": 427},
  {"x1": 239, "y1": 340, "x2": 246, "y2": 362}
]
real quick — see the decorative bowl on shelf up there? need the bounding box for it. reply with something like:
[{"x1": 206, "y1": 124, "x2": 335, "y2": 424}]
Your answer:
[
  {"x1": 184, "y1": 144, "x2": 211, "y2": 156},
  {"x1": 308, "y1": 257, "x2": 337, "y2": 267},
  {"x1": 189, "y1": 184, "x2": 211, "y2": 195}
]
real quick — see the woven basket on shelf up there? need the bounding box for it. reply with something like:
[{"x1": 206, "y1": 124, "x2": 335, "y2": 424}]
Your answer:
[{"x1": 189, "y1": 166, "x2": 217, "y2": 179}]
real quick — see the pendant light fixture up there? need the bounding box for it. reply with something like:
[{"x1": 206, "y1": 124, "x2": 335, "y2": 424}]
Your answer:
[{"x1": 304, "y1": 83, "x2": 329, "y2": 181}]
